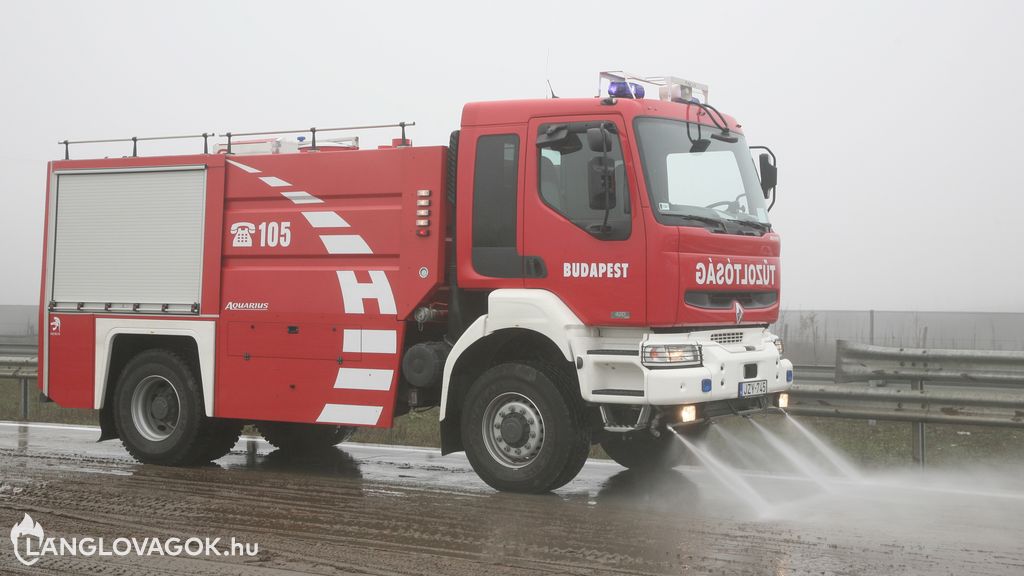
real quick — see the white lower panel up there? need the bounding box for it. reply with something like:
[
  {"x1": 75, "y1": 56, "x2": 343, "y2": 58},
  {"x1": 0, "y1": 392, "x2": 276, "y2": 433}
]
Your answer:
[
  {"x1": 316, "y1": 404, "x2": 383, "y2": 426},
  {"x1": 94, "y1": 318, "x2": 216, "y2": 417},
  {"x1": 334, "y1": 368, "x2": 394, "y2": 391}
]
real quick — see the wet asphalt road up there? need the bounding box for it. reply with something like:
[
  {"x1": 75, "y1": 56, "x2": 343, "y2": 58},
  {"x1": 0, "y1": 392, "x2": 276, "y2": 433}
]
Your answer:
[{"x1": 1, "y1": 421, "x2": 1023, "y2": 575}]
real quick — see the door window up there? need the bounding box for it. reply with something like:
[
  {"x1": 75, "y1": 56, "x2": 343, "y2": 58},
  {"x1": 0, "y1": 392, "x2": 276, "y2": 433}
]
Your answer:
[
  {"x1": 472, "y1": 134, "x2": 522, "y2": 277},
  {"x1": 536, "y1": 121, "x2": 630, "y2": 240}
]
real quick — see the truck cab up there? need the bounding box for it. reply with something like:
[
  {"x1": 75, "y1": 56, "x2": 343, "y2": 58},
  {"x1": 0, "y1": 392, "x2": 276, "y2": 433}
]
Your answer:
[{"x1": 439, "y1": 73, "x2": 792, "y2": 489}]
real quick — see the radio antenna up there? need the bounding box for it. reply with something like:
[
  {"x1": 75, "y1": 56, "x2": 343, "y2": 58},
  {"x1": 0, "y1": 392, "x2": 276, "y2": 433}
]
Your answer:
[{"x1": 545, "y1": 48, "x2": 558, "y2": 98}]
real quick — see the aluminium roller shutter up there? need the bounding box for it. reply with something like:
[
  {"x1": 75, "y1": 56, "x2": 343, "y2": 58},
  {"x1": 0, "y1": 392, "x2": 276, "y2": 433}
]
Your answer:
[{"x1": 51, "y1": 167, "x2": 206, "y2": 307}]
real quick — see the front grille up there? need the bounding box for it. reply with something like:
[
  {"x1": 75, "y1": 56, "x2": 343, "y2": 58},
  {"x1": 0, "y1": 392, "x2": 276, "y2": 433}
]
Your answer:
[
  {"x1": 710, "y1": 331, "x2": 744, "y2": 344},
  {"x1": 685, "y1": 290, "x2": 778, "y2": 310}
]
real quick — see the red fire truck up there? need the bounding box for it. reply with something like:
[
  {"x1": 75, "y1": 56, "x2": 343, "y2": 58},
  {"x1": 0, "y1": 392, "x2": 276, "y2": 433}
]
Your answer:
[{"x1": 38, "y1": 72, "x2": 792, "y2": 492}]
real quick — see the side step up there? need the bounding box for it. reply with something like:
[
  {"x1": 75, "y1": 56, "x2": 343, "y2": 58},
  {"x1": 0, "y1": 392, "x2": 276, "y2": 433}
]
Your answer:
[{"x1": 599, "y1": 405, "x2": 651, "y2": 432}]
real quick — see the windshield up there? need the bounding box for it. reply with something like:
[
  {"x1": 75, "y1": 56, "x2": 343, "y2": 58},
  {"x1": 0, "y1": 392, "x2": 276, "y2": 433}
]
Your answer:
[{"x1": 635, "y1": 117, "x2": 770, "y2": 232}]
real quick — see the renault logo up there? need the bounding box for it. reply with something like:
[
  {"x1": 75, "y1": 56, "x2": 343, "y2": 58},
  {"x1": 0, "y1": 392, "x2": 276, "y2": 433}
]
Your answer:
[{"x1": 734, "y1": 301, "x2": 744, "y2": 324}]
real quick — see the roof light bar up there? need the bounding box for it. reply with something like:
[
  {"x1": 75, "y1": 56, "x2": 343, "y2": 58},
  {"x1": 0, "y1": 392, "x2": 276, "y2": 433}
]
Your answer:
[{"x1": 598, "y1": 71, "x2": 710, "y2": 104}]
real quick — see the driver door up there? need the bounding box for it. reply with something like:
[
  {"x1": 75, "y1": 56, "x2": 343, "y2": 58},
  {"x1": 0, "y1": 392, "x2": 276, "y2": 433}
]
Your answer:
[{"x1": 523, "y1": 115, "x2": 646, "y2": 326}]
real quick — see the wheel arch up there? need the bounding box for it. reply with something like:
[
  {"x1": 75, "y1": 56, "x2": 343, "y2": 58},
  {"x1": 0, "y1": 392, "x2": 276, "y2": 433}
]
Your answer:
[
  {"x1": 95, "y1": 319, "x2": 216, "y2": 443},
  {"x1": 439, "y1": 320, "x2": 581, "y2": 455}
]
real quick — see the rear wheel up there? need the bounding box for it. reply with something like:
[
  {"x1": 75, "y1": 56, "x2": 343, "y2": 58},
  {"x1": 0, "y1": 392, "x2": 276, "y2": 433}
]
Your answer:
[
  {"x1": 114, "y1": 349, "x2": 221, "y2": 465},
  {"x1": 461, "y1": 362, "x2": 590, "y2": 493},
  {"x1": 257, "y1": 422, "x2": 354, "y2": 452}
]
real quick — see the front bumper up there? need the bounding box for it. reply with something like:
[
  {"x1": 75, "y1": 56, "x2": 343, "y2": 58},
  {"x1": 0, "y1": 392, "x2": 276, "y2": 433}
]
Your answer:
[{"x1": 574, "y1": 326, "x2": 793, "y2": 407}]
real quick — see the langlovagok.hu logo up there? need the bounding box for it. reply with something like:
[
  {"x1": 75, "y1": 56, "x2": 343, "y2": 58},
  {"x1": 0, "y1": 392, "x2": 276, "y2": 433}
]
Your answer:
[{"x1": 9, "y1": 513, "x2": 259, "y2": 567}]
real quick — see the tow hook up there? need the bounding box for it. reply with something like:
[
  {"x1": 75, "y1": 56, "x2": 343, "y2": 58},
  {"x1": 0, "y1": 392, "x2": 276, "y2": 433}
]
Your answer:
[{"x1": 648, "y1": 412, "x2": 663, "y2": 438}]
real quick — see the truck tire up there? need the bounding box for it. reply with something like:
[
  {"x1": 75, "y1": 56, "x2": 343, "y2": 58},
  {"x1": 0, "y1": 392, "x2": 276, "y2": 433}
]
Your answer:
[
  {"x1": 200, "y1": 419, "x2": 244, "y2": 462},
  {"x1": 114, "y1": 349, "x2": 219, "y2": 466},
  {"x1": 257, "y1": 422, "x2": 353, "y2": 452},
  {"x1": 461, "y1": 362, "x2": 590, "y2": 493},
  {"x1": 600, "y1": 423, "x2": 708, "y2": 470}
]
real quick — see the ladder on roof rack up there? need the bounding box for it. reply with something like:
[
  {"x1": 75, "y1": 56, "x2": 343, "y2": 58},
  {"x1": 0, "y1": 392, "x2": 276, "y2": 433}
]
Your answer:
[
  {"x1": 220, "y1": 122, "x2": 415, "y2": 154},
  {"x1": 58, "y1": 121, "x2": 416, "y2": 160},
  {"x1": 58, "y1": 133, "x2": 215, "y2": 160}
]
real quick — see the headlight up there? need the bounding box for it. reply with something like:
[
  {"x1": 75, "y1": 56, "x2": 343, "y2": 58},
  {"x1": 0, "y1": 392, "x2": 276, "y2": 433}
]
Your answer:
[
  {"x1": 773, "y1": 338, "x2": 784, "y2": 355},
  {"x1": 641, "y1": 344, "x2": 702, "y2": 368}
]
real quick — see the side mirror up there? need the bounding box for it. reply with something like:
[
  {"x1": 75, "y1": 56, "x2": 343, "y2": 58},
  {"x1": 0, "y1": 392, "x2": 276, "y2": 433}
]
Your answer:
[
  {"x1": 537, "y1": 124, "x2": 569, "y2": 147},
  {"x1": 586, "y1": 126, "x2": 613, "y2": 153},
  {"x1": 537, "y1": 124, "x2": 582, "y2": 154},
  {"x1": 588, "y1": 157, "x2": 616, "y2": 209},
  {"x1": 758, "y1": 153, "x2": 777, "y2": 198}
]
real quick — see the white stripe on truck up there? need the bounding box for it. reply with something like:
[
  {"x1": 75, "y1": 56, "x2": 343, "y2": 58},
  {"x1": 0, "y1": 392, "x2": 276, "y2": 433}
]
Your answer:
[
  {"x1": 259, "y1": 176, "x2": 291, "y2": 187},
  {"x1": 281, "y1": 191, "x2": 323, "y2": 204},
  {"x1": 320, "y1": 235, "x2": 372, "y2": 254},
  {"x1": 342, "y1": 329, "x2": 397, "y2": 354},
  {"x1": 333, "y1": 368, "x2": 394, "y2": 391},
  {"x1": 303, "y1": 211, "x2": 350, "y2": 228},
  {"x1": 316, "y1": 404, "x2": 383, "y2": 426}
]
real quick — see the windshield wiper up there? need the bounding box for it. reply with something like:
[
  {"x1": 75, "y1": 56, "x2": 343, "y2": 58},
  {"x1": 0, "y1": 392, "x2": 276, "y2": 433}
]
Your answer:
[
  {"x1": 723, "y1": 217, "x2": 771, "y2": 232},
  {"x1": 661, "y1": 212, "x2": 727, "y2": 232}
]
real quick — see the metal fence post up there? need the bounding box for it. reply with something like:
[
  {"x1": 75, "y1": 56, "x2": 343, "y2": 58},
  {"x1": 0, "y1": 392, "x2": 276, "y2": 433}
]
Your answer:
[
  {"x1": 911, "y1": 379, "x2": 926, "y2": 468},
  {"x1": 19, "y1": 377, "x2": 29, "y2": 420}
]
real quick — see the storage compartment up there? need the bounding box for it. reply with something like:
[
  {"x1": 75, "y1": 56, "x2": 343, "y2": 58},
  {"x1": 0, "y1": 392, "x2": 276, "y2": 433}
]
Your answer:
[{"x1": 50, "y1": 167, "x2": 206, "y2": 312}]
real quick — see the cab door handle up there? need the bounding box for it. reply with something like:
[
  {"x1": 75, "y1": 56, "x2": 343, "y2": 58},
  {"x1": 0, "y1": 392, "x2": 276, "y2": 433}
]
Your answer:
[{"x1": 524, "y1": 256, "x2": 547, "y2": 278}]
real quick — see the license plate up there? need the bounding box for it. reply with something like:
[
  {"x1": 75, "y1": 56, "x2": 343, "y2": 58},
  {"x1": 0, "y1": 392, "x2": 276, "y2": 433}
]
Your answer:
[{"x1": 739, "y1": 379, "x2": 768, "y2": 397}]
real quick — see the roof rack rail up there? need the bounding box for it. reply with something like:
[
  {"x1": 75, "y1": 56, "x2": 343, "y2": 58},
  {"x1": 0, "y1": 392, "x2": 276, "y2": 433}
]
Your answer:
[
  {"x1": 58, "y1": 132, "x2": 215, "y2": 160},
  {"x1": 220, "y1": 121, "x2": 415, "y2": 154},
  {"x1": 57, "y1": 121, "x2": 416, "y2": 159}
]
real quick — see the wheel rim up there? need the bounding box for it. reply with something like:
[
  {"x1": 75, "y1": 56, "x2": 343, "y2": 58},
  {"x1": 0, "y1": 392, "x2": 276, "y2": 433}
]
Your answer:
[
  {"x1": 130, "y1": 375, "x2": 180, "y2": 442},
  {"x1": 481, "y1": 392, "x2": 545, "y2": 469}
]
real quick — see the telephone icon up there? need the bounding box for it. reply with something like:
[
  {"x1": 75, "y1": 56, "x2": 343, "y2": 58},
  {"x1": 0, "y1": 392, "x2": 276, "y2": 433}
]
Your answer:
[{"x1": 230, "y1": 222, "x2": 256, "y2": 248}]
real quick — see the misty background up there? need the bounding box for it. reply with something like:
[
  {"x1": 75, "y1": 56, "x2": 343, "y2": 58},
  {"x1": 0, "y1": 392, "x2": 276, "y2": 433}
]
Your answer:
[{"x1": 2, "y1": 0, "x2": 1022, "y2": 312}]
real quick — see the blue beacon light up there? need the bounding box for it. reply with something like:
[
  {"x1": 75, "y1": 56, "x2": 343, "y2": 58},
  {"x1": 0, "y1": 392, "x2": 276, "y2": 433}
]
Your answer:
[{"x1": 607, "y1": 81, "x2": 645, "y2": 99}]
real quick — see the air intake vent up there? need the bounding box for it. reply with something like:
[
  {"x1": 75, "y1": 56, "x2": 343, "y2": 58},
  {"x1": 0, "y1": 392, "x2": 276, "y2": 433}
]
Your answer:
[
  {"x1": 710, "y1": 332, "x2": 744, "y2": 345},
  {"x1": 685, "y1": 291, "x2": 778, "y2": 310}
]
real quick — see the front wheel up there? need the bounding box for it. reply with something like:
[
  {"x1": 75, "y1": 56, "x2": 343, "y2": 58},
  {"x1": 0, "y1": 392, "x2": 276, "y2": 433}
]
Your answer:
[{"x1": 461, "y1": 362, "x2": 590, "y2": 493}]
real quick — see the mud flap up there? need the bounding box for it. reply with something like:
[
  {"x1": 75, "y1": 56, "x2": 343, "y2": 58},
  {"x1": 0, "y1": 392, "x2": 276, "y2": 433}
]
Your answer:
[
  {"x1": 439, "y1": 415, "x2": 463, "y2": 455},
  {"x1": 98, "y1": 405, "x2": 118, "y2": 442}
]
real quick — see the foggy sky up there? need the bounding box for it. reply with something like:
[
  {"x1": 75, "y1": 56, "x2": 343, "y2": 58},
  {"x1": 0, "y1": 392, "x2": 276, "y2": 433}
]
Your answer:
[{"x1": 2, "y1": 0, "x2": 1022, "y2": 311}]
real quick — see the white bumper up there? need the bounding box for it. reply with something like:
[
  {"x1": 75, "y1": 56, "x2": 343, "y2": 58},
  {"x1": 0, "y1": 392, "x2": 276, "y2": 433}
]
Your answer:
[{"x1": 573, "y1": 326, "x2": 793, "y2": 406}]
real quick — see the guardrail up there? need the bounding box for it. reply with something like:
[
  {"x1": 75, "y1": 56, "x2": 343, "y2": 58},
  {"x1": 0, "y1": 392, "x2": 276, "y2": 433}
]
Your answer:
[
  {"x1": 4, "y1": 340, "x2": 1023, "y2": 466},
  {"x1": 788, "y1": 340, "x2": 1024, "y2": 466},
  {"x1": 0, "y1": 335, "x2": 37, "y2": 357},
  {"x1": 0, "y1": 336, "x2": 38, "y2": 420}
]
